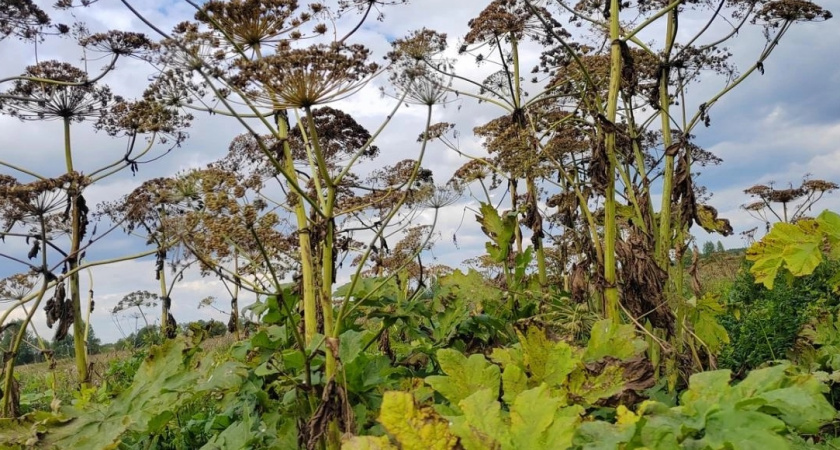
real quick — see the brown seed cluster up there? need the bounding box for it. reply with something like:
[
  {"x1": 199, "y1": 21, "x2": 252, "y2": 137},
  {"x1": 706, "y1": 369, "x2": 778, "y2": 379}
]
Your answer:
[
  {"x1": 232, "y1": 43, "x2": 379, "y2": 108},
  {"x1": 0, "y1": 61, "x2": 113, "y2": 122}
]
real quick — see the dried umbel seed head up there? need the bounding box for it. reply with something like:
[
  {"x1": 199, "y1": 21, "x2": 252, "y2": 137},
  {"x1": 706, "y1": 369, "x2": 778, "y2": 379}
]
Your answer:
[
  {"x1": 420, "y1": 184, "x2": 462, "y2": 209},
  {"x1": 418, "y1": 122, "x2": 455, "y2": 142},
  {"x1": 337, "y1": 0, "x2": 408, "y2": 18},
  {"x1": 0, "y1": 272, "x2": 39, "y2": 301},
  {"x1": 742, "y1": 201, "x2": 766, "y2": 212},
  {"x1": 388, "y1": 67, "x2": 451, "y2": 106},
  {"x1": 0, "y1": 173, "x2": 89, "y2": 232},
  {"x1": 385, "y1": 29, "x2": 452, "y2": 105},
  {"x1": 802, "y1": 179, "x2": 838, "y2": 192},
  {"x1": 0, "y1": 0, "x2": 50, "y2": 41},
  {"x1": 744, "y1": 184, "x2": 772, "y2": 196},
  {"x1": 143, "y1": 69, "x2": 202, "y2": 109},
  {"x1": 232, "y1": 43, "x2": 379, "y2": 108},
  {"x1": 289, "y1": 106, "x2": 379, "y2": 166},
  {"x1": 754, "y1": 0, "x2": 832, "y2": 26},
  {"x1": 474, "y1": 113, "x2": 540, "y2": 178},
  {"x1": 450, "y1": 159, "x2": 492, "y2": 185},
  {"x1": 196, "y1": 0, "x2": 321, "y2": 50},
  {"x1": 387, "y1": 28, "x2": 447, "y2": 63},
  {"x1": 96, "y1": 97, "x2": 192, "y2": 145},
  {"x1": 159, "y1": 23, "x2": 227, "y2": 77},
  {"x1": 464, "y1": 0, "x2": 565, "y2": 48},
  {"x1": 0, "y1": 61, "x2": 113, "y2": 122},
  {"x1": 80, "y1": 30, "x2": 158, "y2": 58},
  {"x1": 766, "y1": 187, "x2": 806, "y2": 203}
]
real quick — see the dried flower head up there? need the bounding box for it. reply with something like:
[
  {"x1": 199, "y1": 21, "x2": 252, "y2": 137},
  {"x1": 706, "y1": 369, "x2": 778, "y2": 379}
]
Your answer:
[
  {"x1": 0, "y1": 272, "x2": 39, "y2": 302},
  {"x1": 388, "y1": 67, "x2": 451, "y2": 106},
  {"x1": 744, "y1": 184, "x2": 772, "y2": 196},
  {"x1": 450, "y1": 159, "x2": 493, "y2": 185},
  {"x1": 474, "y1": 113, "x2": 540, "y2": 178},
  {"x1": 80, "y1": 30, "x2": 158, "y2": 58},
  {"x1": 464, "y1": 0, "x2": 564, "y2": 49},
  {"x1": 766, "y1": 187, "x2": 806, "y2": 203},
  {"x1": 143, "y1": 69, "x2": 204, "y2": 108},
  {"x1": 754, "y1": 0, "x2": 832, "y2": 26},
  {"x1": 0, "y1": 173, "x2": 89, "y2": 233},
  {"x1": 232, "y1": 43, "x2": 379, "y2": 108},
  {"x1": 387, "y1": 28, "x2": 448, "y2": 63},
  {"x1": 338, "y1": 0, "x2": 408, "y2": 17},
  {"x1": 0, "y1": 0, "x2": 50, "y2": 41},
  {"x1": 96, "y1": 97, "x2": 192, "y2": 145},
  {"x1": 196, "y1": 0, "x2": 323, "y2": 51},
  {"x1": 418, "y1": 122, "x2": 455, "y2": 142},
  {"x1": 0, "y1": 61, "x2": 113, "y2": 121},
  {"x1": 420, "y1": 184, "x2": 462, "y2": 209},
  {"x1": 289, "y1": 106, "x2": 379, "y2": 166},
  {"x1": 159, "y1": 23, "x2": 227, "y2": 77},
  {"x1": 802, "y1": 179, "x2": 838, "y2": 192},
  {"x1": 742, "y1": 201, "x2": 766, "y2": 212},
  {"x1": 385, "y1": 28, "x2": 451, "y2": 105}
]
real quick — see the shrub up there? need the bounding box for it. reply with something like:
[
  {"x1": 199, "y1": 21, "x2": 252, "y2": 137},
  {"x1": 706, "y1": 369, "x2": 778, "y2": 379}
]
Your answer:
[{"x1": 718, "y1": 260, "x2": 840, "y2": 373}]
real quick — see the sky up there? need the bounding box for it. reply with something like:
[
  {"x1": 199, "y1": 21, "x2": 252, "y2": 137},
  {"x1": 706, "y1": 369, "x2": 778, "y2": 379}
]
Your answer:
[{"x1": 1, "y1": 0, "x2": 838, "y2": 343}]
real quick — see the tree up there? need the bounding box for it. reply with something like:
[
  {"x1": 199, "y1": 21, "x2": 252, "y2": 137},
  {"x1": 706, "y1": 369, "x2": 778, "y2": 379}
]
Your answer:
[
  {"x1": 0, "y1": 320, "x2": 40, "y2": 365},
  {"x1": 702, "y1": 241, "x2": 716, "y2": 257},
  {"x1": 716, "y1": 241, "x2": 725, "y2": 254},
  {"x1": 51, "y1": 321, "x2": 101, "y2": 359}
]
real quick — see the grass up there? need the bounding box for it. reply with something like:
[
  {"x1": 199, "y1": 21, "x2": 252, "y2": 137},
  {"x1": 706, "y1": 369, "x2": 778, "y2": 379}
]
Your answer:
[{"x1": 12, "y1": 333, "x2": 237, "y2": 413}]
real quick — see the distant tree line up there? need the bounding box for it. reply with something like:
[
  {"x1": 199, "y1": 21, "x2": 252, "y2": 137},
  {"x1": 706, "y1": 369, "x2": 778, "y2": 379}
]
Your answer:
[{"x1": 0, "y1": 318, "x2": 228, "y2": 365}]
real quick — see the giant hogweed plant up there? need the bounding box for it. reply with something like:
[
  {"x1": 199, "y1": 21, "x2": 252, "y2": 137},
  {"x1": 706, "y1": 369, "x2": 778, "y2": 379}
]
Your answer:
[
  {"x1": 400, "y1": 0, "x2": 833, "y2": 378},
  {"x1": 519, "y1": 0, "x2": 833, "y2": 375},
  {"x1": 0, "y1": 8, "x2": 192, "y2": 414},
  {"x1": 103, "y1": 0, "x2": 450, "y2": 447}
]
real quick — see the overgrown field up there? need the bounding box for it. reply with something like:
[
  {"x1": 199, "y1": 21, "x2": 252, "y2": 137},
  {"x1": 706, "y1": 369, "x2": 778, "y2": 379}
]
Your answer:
[{"x1": 1, "y1": 0, "x2": 837, "y2": 448}]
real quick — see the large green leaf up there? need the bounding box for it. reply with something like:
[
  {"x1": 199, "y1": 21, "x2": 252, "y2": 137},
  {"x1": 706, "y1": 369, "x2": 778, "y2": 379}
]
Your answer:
[
  {"x1": 377, "y1": 391, "x2": 459, "y2": 450},
  {"x1": 584, "y1": 319, "x2": 647, "y2": 362},
  {"x1": 679, "y1": 369, "x2": 734, "y2": 418},
  {"x1": 426, "y1": 349, "x2": 500, "y2": 408},
  {"x1": 33, "y1": 338, "x2": 247, "y2": 449},
  {"x1": 342, "y1": 435, "x2": 397, "y2": 449},
  {"x1": 817, "y1": 210, "x2": 840, "y2": 259},
  {"x1": 501, "y1": 364, "x2": 528, "y2": 404},
  {"x1": 334, "y1": 276, "x2": 401, "y2": 302},
  {"x1": 517, "y1": 327, "x2": 578, "y2": 387},
  {"x1": 339, "y1": 329, "x2": 373, "y2": 365},
  {"x1": 573, "y1": 421, "x2": 636, "y2": 450},
  {"x1": 510, "y1": 385, "x2": 581, "y2": 449},
  {"x1": 746, "y1": 219, "x2": 824, "y2": 289},
  {"x1": 436, "y1": 269, "x2": 504, "y2": 316},
  {"x1": 693, "y1": 409, "x2": 788, "y2": 450},
  {"x1": 477, "y1": 202, "x2": 516, "y2": 263},
  {"x1": 687, "y1": 294, "x2": 730, "y2": 354},
  {"x1": 449, "y1": 388, "x2": 510, "y2": 450}
]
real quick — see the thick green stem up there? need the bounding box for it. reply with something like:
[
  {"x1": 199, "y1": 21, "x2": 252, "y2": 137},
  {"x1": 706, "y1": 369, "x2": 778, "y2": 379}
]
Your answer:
[
  {"x1": 656, "y1": 6, "x2": 680, "y2": 266},
  {"x1": 158, "y1": 246, "x2": 169, "y2": 338},
  {"x1": 305, "y1": 107, "x2": 340, "y2": 449},
  {"x1": 63, "y1": 118, "x2": 74, "y2": 173},
  {"x1": 232, "y1": 255, "x2": 241, "y2": 340},
  {"x1": 526, "y1": 177, "x2": 547, "y2": 285},
  {"x1": 63, "y1": 118, "x2": 88, "y2": 385},
  {"x1": 510, "y1": 180, "x2": 523, "y2": 255},
  {"x1": 603, "y1": 0, "x2": 622, "y2": 322},
  {"x1": 276, "y1": 112, "x2": 318, "y2": 345}
]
